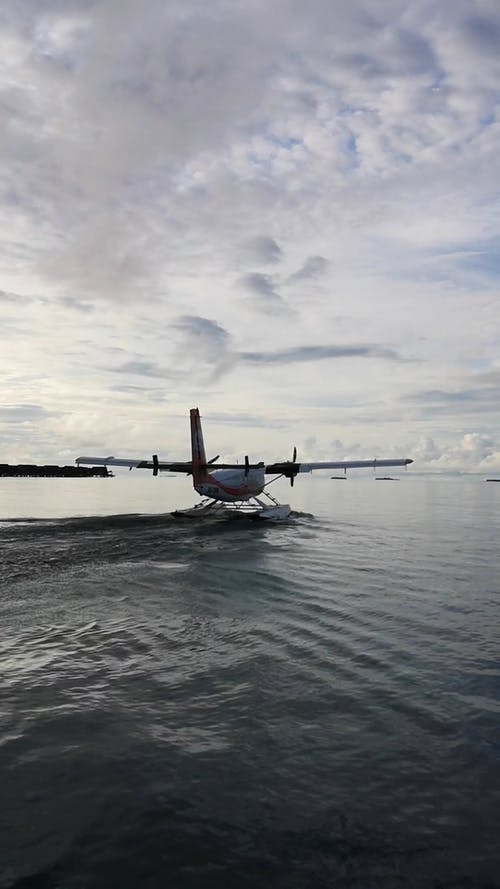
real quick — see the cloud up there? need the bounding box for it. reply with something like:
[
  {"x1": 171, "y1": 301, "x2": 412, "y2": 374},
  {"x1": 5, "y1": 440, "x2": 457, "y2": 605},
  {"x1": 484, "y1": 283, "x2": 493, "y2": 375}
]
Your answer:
[
  {"x1": 170, "y1": 315, "x2": 235, "y2": 380},
  {"x1": 203, "y1": 411, "x2": 287, "y2": 428},
  {"x1": 0, "y1": 290, "x2": 33, "y2": 305},
  {"x1": 1, "y1": 1, "x2": 500, "y2": 469},
  {"x1": 246, "y1": 236, "x2": 283, "y2": 264},
  {"x1": 172, "y1": 315, "x2": 230, "y2": 354},
  {"x1": 170, "y1": 315, "x2": 405, "y2": 375},
  {"x1": 288, "y1": 255, "x2": 328, "y2": 282},
  {"x1": 59, "y1": 295, "x2": 96, "y2": 313},
  {"x1": 109, "y1": 383, "x2": 167, "y2": 402},
  {"x1": 113, "y1": 360, "x2": 166, "y2": 377},
  {"x1": 240, "y1": 343, "x2": 403, "y2": 365},
  {"x1": 108, "y1": 312, "x2": 405, "y2": 383},
  {"x1": 238, "y1": 272, "x2": 286, "y2": 312},
  {"x1": 239, "y1": 272, "x2": 276, "y2": 297},
  {"x1": 412, "y1": 432, "x2": 500, "y2": 473},
  {"x1": 461, "y1": 14, "x2": 500, "y2": 56},
  {"x1": 0, "y1": 404, "x2": 50, "y2": 423},
  {"x1": 409, "y1": 379, "x2": 500, "y2": 416}
]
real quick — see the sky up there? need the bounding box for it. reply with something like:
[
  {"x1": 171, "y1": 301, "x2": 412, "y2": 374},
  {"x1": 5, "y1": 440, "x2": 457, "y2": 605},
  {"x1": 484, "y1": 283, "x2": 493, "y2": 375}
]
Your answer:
[{"x1": 1, "y1": 0, "x2": 500, "y2": 473}]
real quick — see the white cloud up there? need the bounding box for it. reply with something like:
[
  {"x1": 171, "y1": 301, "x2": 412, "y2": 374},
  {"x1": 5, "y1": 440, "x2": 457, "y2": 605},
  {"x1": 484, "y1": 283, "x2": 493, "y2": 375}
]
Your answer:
[{"x1": 412, "y1": 432, "x2": 500, "y2": 474}]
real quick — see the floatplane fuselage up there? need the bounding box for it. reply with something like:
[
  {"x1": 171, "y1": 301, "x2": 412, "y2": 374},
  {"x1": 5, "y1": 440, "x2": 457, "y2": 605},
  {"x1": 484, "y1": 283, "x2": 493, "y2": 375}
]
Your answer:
[{"x1": 76, "y1": 408, "x2": 413, "y2": 521}]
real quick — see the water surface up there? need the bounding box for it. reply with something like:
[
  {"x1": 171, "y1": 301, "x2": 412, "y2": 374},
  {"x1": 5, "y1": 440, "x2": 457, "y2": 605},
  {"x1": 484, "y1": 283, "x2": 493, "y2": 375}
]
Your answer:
[{"x1": 1, "y1": 476, "x2": 499, "y2": 887}]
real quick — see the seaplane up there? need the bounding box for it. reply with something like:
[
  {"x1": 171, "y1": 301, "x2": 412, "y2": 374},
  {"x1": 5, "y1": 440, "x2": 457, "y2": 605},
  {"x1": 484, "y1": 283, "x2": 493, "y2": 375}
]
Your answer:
[{"x1": 76, "y1": 408, "x2": 413, "y2": 521}]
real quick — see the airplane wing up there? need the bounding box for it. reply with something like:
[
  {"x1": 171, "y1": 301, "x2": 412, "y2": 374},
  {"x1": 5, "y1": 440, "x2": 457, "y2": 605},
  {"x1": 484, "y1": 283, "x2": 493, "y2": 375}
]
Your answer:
[
  {"x1": 76, "y1": 409, "x2": 412, "y2": 480},
  {"x1": 75, "y1": 456, "x2": 192, "y2": 473},
  {"x1": 76, "y1": 455, "x2": 413, "y2": 475},
  {"x1": 265, "y1": 458, "x2": 413, "y2": 474}
]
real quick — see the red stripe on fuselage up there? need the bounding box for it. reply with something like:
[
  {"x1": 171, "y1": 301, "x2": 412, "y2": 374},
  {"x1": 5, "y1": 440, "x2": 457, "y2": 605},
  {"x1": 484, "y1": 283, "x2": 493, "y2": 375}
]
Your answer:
[{"x1": 194, "y1": 470, "x2": 265, "y2": 501}]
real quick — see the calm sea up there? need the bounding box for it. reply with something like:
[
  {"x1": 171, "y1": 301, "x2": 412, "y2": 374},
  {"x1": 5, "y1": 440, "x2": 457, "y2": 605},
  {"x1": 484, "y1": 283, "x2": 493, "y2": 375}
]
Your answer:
[{"x1": 1, "y1": 475, "x2": 499, "y2": 888}]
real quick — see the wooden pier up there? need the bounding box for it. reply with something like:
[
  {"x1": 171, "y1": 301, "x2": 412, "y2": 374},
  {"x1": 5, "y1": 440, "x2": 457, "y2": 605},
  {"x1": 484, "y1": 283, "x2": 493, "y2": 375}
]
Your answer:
[{"x1": 0, "y1": 464, "x2": 112, "y2": 478}]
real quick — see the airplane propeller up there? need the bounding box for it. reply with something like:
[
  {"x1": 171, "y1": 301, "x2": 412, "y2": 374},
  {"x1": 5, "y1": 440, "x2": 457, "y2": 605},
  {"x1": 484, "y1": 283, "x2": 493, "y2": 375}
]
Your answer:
[
  {"x1": 290, "y1": 446, "x2": 297, "y2": 486},
  {"x1": 244, "y1": 455, "x2": 250, "y2": 478},
  {"x1": 152, "y1": 454, "x2": 159, "y2": 477}
]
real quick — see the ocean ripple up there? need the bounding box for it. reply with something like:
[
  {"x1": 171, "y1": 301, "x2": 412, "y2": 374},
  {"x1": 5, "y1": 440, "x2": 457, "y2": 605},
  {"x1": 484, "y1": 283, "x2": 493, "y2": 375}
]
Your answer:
[{"x1": 1, "y1": 489, "x2": 500, "y2": 887}]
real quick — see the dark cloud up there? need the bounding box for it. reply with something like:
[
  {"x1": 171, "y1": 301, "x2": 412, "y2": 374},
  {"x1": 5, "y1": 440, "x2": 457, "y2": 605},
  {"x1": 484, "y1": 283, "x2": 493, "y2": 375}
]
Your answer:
[
  {"x1": 409, "y1": 384, "x2": 500, "y2": 415},
  {"x1": 239, "y1": 344, "x2": 402, "y2": 365},
  {"x1": 248, "y1": 236, "x2": 283, "y2": 264},
  {"x1": 59, "y1": 295, "x2": 96, "y2": 313},
  {"x1": 111, "y1": 318, "x2": 404, "y2": 383},
  {"x1": 288, "y1": 255, "x2": 328, "y2": 282},
  {"x1": 339, "y1": 27, "x2": 438, "y2": 80},
  {"x1": 338, "y1": 51, "x2": 386, "y2": 81},
  {"x1": 238, "y1": 272, "x2": 286, "y2": 313},
  {"x1": 478, "y1": 368, "x2": 500, "y2": 387},
  {"x1": 413, "y1": 388, "x2": 478, "y2": 404},
  {"x1": 171, "y1": 315, "x2": 234, "y2": 379},
  {"x1": 172, "y1": 315, "x2": 230, "y2": 350},
  {"x1": 110, "y1": 384, "x2": 163, "y2": 393},
  {"x1": 240, "y1": 272, "x2": 279, "y2": 299},
  {"x1": 110, "y1": 384, "x2": 166, "y2": 401},
  {"x1": 0, "y1": 290, "x2": 32, "y2": 305},
  {"x1": 0, "y1": 404, "x2": 49, "y2": 422},
  {"x1": 389, "y1": 28, "x2": 438, "y2": 76},
  {"x1": 462, "y1": 14, "x2": 500, "y2": 55},
  {"x1": 113, "y1": 360, "x2": 165, "y2": 377},
  {"x1": 109, "y1": 316, "x2": 234, "y2": 384}
]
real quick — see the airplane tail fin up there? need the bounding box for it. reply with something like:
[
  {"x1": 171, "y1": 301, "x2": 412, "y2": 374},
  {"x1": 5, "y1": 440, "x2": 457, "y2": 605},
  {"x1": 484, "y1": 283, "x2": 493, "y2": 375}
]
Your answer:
[{"x1": 190, "y1": 408, "x2": 208, "y2": 482}]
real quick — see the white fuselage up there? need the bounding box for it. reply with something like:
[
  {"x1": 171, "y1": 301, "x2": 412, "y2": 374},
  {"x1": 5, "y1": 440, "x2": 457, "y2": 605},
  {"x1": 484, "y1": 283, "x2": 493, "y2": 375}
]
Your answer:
[{"x1": 194, "y1": 467, "x2": 266, "y2": 502}]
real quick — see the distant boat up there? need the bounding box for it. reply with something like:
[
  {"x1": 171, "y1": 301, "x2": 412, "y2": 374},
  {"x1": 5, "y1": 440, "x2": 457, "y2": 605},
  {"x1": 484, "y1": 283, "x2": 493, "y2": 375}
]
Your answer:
[
  {"x1": 331, "y1": 475, "x2": 347, "y2": 480},
  {"x1": 375, "y1": 476, "x2": 399, "y2": 481},
  {"x1": 485, "y1": 478, "x2": 500, "y2": 482}
]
